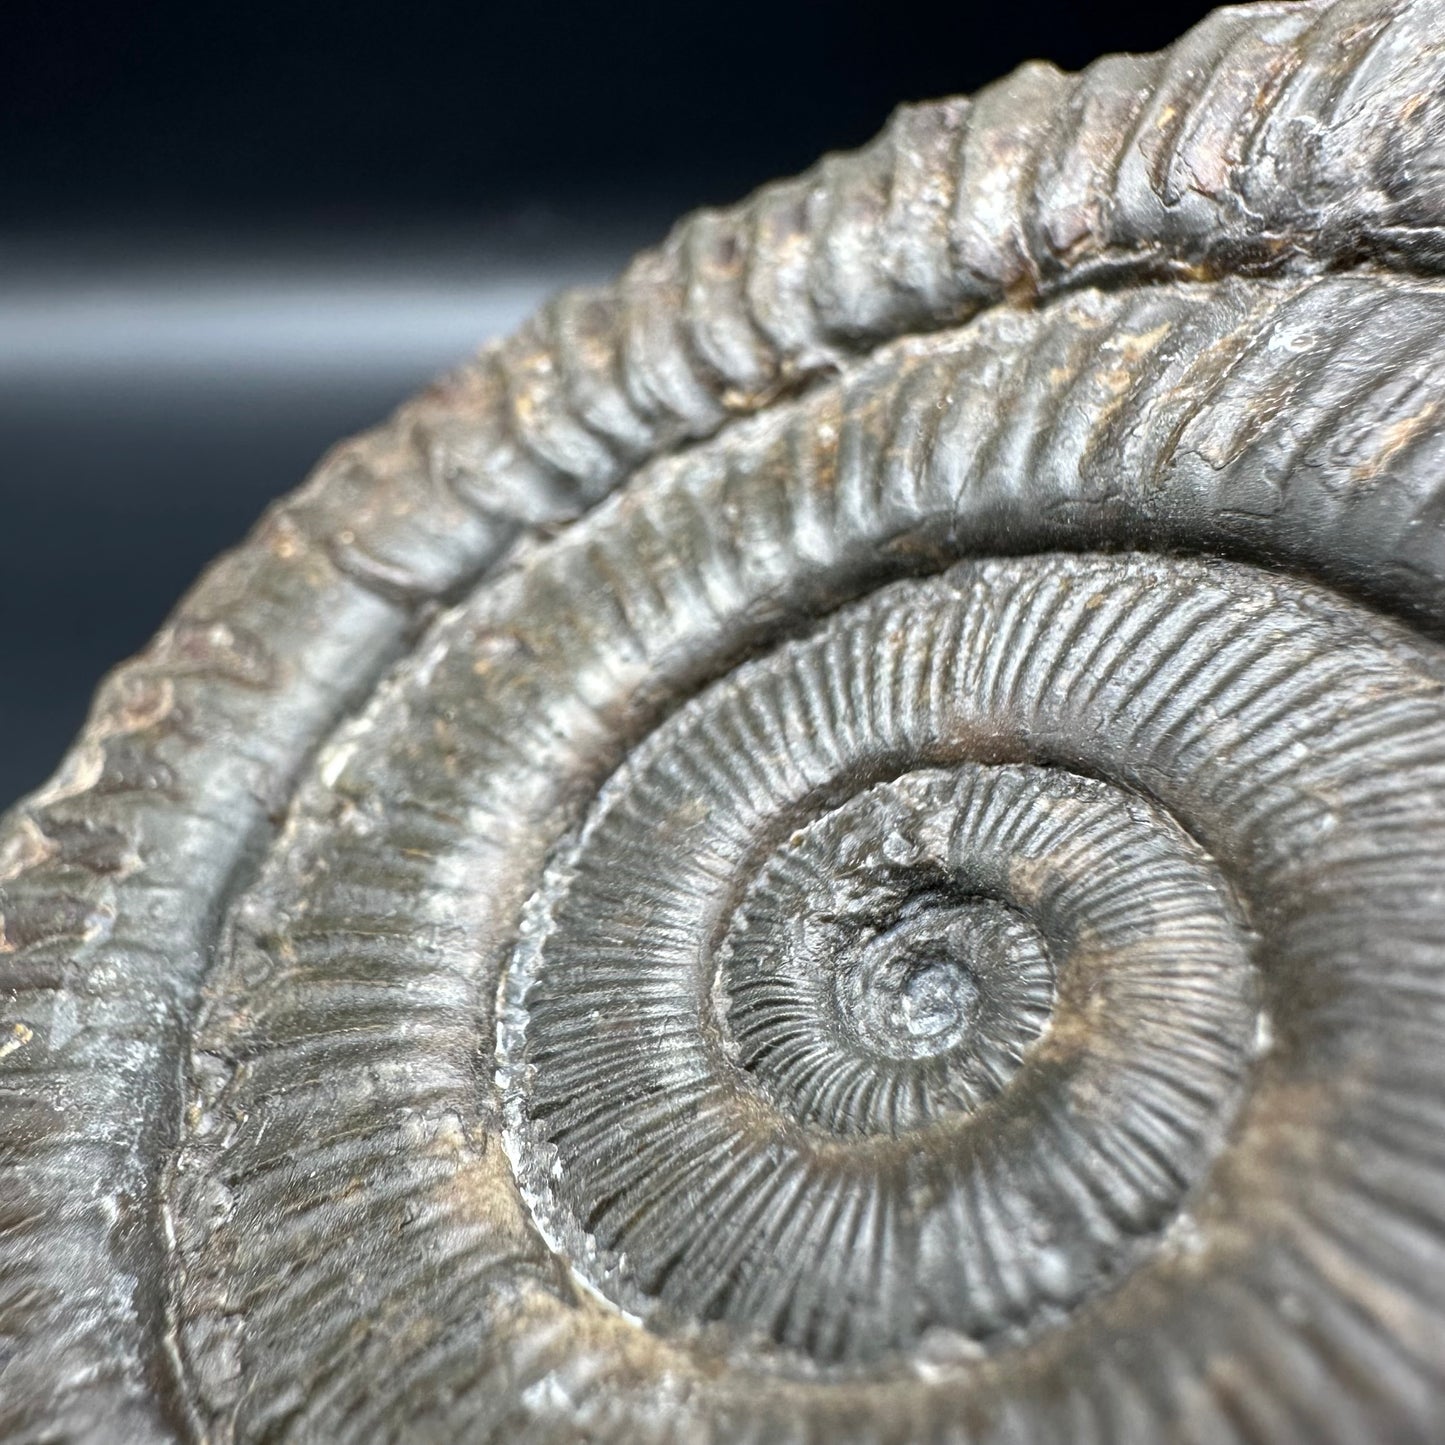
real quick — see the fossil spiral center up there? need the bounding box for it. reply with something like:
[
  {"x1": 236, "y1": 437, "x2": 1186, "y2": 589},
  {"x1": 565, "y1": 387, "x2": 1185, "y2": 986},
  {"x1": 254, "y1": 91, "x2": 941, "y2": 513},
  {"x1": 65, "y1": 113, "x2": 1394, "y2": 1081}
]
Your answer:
[
  {"x1": 496, "y1": 563, "x2": 1279, "y2": 1365},
  {"x1": 716, "y1": 796, "x2": 1060, "y2": 1139},
  {"x1": 833, "y1": 898, "x2": 1037, "y2": 1061},
  {"x1": 888, "y1": 955, "x2": 971, "y2": 1039}
]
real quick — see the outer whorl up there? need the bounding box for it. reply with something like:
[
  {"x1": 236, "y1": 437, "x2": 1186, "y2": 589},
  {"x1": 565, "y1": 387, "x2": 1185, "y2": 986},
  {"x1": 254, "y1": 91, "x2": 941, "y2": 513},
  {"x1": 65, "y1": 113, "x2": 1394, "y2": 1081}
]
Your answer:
[{"x1": 5, "y1": 1, "x2": 1445, "y2": 1440}]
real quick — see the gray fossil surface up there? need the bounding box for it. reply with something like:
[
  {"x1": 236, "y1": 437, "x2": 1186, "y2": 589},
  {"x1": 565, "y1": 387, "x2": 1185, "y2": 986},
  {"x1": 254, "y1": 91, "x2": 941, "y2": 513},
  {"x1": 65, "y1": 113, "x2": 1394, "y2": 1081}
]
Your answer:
[{"x1": 5, "y1": 1, "x2": 1445, "y2": 1439}]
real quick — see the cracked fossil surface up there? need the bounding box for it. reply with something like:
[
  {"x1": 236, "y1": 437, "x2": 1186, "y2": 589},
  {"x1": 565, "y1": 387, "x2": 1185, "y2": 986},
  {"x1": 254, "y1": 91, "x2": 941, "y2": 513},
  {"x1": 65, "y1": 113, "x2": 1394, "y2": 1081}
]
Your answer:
[{"x1": 5, "y1": 0, "x2": 1445, "y2": 1439}]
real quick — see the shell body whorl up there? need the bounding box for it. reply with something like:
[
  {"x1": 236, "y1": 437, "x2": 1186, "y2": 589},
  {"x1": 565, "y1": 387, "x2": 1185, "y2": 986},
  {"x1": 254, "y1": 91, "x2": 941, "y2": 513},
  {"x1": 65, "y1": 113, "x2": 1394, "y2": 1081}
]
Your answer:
[{"x1": 6, "y1": 2, "x2": 1445, "y2": 1440}]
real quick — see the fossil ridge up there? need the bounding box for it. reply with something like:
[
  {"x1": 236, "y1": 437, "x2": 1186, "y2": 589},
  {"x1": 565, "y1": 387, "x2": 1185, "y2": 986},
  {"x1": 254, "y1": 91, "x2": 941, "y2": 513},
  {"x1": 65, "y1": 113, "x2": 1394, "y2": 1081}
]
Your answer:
[{"x1": 4, "y1": 2, "x2": 1445, "y2": 1440}]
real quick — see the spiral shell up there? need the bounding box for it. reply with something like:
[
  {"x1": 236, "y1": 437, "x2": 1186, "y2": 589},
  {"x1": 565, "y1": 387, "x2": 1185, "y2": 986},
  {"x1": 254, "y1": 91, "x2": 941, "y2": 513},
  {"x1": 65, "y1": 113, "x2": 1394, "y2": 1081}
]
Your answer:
[{"x1": 6, "y1": 1, "x2": 1445, "y2": 1439}]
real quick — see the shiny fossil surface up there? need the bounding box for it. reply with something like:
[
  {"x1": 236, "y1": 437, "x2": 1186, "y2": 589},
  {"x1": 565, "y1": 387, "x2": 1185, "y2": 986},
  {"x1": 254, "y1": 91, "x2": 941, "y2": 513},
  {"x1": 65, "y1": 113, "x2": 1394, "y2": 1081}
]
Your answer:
[{"x1": 5, "y1": 0, "x2": 1445, "y2": 1440}]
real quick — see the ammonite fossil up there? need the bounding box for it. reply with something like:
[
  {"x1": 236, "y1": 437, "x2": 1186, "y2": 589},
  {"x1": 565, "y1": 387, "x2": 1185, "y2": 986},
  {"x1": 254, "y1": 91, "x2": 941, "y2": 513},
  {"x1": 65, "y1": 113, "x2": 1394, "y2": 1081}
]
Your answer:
[{"x1": 6, "y1": 0, "x2": 1445, "y2": 1439}]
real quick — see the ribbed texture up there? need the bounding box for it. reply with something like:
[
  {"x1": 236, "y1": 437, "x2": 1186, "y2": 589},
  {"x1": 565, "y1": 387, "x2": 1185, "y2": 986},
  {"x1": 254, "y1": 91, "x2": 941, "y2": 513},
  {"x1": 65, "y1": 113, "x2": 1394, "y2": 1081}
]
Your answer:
[
  {"x1": 511, "y1": 749, "x2": 1254, "y2": 1359},
  {"x1": 2, "y1": 0, "x2": 1445, "y2": 1438},
  {"x1": 176, "y1": 271, "x2": 1445, "y2": 1438}
]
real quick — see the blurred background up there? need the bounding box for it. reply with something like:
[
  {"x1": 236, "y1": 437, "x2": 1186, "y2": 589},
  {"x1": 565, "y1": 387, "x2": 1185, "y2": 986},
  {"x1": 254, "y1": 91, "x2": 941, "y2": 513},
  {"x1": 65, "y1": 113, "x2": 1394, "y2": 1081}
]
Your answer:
[{"x1": 2, "y1": 0, "x2": 1215, "y2": 808}]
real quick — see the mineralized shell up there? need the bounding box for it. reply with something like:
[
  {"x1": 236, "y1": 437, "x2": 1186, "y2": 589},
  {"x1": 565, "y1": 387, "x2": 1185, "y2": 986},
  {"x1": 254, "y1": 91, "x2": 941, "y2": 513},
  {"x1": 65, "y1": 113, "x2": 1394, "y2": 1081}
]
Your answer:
[{"x1": 5, "y1": 1, "x2": 1445, "y2": 1440}]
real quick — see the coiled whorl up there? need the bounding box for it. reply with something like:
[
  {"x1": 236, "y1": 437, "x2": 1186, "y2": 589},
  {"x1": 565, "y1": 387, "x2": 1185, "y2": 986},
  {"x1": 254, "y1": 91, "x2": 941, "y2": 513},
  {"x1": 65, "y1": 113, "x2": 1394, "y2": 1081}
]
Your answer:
[{"x1": 5, "y1": 2, "x2": 1445, "y2": 1441}]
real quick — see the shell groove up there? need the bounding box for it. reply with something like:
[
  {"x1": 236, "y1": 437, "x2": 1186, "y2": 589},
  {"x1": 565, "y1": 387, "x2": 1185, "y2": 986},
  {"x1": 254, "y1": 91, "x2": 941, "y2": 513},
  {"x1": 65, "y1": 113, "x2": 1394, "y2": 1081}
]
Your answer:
[{"x1": 5, "y1": 1, "x2": 1445, "y2": 1440}]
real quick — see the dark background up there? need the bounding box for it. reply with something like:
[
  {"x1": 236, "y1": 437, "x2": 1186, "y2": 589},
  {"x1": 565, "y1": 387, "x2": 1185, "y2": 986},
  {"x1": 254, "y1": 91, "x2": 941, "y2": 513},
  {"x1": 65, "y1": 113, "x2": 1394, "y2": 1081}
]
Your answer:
[{"x1": 1, "y1": 0, "x2": 1216, "y2": 808}]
